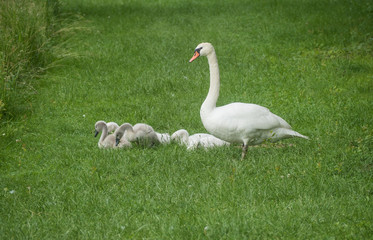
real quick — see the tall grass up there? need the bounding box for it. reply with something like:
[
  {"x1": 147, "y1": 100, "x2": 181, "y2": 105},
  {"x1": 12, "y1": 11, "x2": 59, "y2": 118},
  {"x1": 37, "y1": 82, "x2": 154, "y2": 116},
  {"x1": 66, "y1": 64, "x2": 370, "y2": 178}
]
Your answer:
[{"x1": 0, "y1": 0, "x2": 60, "y2": 120}]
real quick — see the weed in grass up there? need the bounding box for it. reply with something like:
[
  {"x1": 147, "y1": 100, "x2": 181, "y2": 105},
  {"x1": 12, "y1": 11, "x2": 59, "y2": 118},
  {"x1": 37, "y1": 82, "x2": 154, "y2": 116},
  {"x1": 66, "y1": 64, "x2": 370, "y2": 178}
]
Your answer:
[{"x1": 0, "y1": 0, "x2": 74, "y2": 121}]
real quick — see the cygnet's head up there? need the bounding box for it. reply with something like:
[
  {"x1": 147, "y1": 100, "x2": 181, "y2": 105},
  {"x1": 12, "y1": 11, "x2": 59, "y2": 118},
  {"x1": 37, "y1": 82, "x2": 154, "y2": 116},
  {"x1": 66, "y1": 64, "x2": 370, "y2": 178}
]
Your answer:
[
  {"x1": 94, "y1": 121, "x2": 106, "y2": 137},
  {"x1": 106, "y1": 122, "x2": 119, "y2": 133},
  {"x1": 189, "y1": 42, "x2": 214, "y2": 62},
  {"x1": 115, "y1": 130, "x2": 124, "y2": 146},
  {"x1": 171, "y1": 129, "x2": 189, "y2": 144}
]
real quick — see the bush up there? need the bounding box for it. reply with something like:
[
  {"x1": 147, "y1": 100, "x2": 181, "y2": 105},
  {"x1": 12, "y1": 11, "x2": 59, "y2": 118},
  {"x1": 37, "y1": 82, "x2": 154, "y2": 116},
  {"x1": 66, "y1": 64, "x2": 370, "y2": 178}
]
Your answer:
[{"x1": 0, "y1": 0, "x2": 60, "y2": 120}]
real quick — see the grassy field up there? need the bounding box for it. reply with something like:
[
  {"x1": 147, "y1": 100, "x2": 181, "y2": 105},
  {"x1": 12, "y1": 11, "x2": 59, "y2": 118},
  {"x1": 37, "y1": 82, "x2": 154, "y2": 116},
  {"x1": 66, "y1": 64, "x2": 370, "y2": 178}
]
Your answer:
[{"x1": 1, "y1": 0, "x2": 372, "y2": 238}]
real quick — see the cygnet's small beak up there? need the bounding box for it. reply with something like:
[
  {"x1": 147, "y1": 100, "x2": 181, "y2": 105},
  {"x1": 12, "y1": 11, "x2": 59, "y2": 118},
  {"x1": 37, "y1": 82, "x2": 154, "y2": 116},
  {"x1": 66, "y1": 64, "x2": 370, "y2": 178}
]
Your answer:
[
  {"x1": 189, "y1": 51, "x2": 200, "y2": 63},
  {"x1": 94, "y1": 131, "x2": 99, "y2": 137},
  {"x1": 115, "y1": 138, "x2": 120, "y2": 146}
]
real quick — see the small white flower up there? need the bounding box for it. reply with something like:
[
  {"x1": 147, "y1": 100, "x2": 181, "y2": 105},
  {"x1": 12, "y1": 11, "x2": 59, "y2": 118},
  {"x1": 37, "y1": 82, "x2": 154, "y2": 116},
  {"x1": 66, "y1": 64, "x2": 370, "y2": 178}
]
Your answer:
[
  {"x1": 82, "y1": 114, "x2": 86, "y2": 118},
  {"x1": 280, "y1": 175, "x2": 284, "y2": 179},
  {"x1": 2, "y1": 133, "x2": 5, "y2": 136},
  {"x1": 287, "y1": 174, "x2": 291, "y2": 178},
  {"x1": 120, "y1": 226, "x2": 125, "y2": 230},
  {"x1": 9, "y1": 190, "x2": 15, "y2": 194},
  {"x1": 204, "y1": 226, "x2": 209, "y2": 234}
]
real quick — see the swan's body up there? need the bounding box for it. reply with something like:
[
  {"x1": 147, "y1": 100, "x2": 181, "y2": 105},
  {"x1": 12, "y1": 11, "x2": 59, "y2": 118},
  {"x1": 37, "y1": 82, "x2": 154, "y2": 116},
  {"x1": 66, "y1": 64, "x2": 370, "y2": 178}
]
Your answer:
[
  {"x1": 189, "y1": 42, "x2": 309, "y2": 159},
  {"x1": 116, "y1": 123, "x2": 160, "y2": 147},
  {"x1": 94, "y1": 121, "x2": 132, "y2": 148},
  {"x1": 155, "y1": 132, "x2": 171, "y2": 144},
  {"x1": 171, "y1": 129, "x2": 230, "y2": 150}
]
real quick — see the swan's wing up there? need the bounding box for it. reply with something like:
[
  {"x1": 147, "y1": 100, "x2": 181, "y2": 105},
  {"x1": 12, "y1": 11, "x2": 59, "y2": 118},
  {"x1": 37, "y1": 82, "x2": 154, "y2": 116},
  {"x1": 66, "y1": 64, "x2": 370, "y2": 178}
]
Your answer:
[
  {"x1": 202, "y1": 103, "x2": 293, "y2": 142},
  {"x1": 208, "y1": 136, "x2": 230, "y2": 146},
  {"x1": 189, "y1": 133, "x2": 209, "y2": 141},
  {"x1": 133, "y1": 124, "x2": 154, "y2": 139},
  {"x1": 186, "y1": 138, "x2": 199, "y2": 150},
  {"x1": 214, "y1": 103, "x2": 291, "y2": 130},
  {"x1": 133, "y1": 123, "x2": 155, "y2": 134},
  {"x1": 132, "y1": 124, "x2": 160, "y2": 146},
  {"x1": 198, "y1": 135, "x2": 230, "y2": 148},
  {"x1": 187, "y1": 134, "x2": 219, "y2": 148}
]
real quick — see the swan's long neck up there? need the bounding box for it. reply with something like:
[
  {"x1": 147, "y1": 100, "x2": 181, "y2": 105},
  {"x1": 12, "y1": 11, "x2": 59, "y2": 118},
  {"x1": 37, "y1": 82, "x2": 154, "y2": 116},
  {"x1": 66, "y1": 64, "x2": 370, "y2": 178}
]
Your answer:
[
  {"x1": 121, "y1": 123, "x2": 135, "y2": 141},
  {"x1": 201, "y1": 51, "x2": 220, "y2": 117},
  {"x1": 99, "y1": 125, "x2": 108, "y2": 144}
]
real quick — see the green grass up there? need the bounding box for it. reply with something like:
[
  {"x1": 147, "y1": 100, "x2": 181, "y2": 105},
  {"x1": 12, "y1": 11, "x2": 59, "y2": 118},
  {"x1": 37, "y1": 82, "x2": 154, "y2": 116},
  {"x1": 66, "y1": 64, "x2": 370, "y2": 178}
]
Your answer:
[{"x1": 1, "y1": 0, "x2": 372, "y2": 238}]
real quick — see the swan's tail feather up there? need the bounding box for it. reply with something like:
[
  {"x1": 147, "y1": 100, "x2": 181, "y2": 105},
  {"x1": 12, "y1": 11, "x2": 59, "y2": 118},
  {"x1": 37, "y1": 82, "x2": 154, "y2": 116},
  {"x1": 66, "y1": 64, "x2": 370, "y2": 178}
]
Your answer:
[
  {"x1": 273, "y1": 128, "x2": 309, "y2": 140},
  {"x1": 290, "y1": 131, "x2": 309, "y2": 140}
]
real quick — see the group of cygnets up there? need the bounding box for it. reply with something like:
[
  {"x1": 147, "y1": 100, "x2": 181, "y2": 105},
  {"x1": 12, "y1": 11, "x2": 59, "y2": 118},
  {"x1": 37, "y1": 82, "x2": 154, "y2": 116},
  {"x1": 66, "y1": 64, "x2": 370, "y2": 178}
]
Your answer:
[{"x1": 94, "y1": 120, "x2": 230, "y2": 150}]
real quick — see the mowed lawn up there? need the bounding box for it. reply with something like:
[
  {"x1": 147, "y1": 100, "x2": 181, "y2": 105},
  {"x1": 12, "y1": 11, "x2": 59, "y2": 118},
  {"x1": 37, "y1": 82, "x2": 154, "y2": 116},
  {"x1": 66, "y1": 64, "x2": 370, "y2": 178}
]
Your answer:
[{"x1": 1, "y1": 0, "x2": 372, "y2": 238}]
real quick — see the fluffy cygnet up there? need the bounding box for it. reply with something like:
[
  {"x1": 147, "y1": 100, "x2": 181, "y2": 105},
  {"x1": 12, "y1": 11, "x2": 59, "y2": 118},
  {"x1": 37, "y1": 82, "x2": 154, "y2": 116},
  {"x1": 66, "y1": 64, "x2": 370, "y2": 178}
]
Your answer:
[
  {"x1": 94, "y1": 121, "x2": 131, "y2": 148},
  {"x1": 171, "y1": 129, "x2": 230, "y2": 150},
  {"x1": 115, "y1": 123, "x2": 160, "y2": 147}
]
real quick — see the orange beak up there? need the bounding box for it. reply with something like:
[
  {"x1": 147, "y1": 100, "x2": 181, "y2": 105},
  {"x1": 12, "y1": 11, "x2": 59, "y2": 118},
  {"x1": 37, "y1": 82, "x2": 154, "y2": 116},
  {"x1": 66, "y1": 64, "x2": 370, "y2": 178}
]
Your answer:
[{"x1": 189, "y1": 51, "x2": 200, "y2": 63}]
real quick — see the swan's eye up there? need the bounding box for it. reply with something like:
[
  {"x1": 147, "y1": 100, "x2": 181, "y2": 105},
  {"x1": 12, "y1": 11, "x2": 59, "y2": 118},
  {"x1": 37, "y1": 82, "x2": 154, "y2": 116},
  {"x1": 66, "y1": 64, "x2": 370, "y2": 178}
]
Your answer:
[
  {"x1": 195, "y1": 47, "x2": 202, "y2": 53},
  {"x1": 189, "y1": 47, "x2": 203, "y2": 63}
]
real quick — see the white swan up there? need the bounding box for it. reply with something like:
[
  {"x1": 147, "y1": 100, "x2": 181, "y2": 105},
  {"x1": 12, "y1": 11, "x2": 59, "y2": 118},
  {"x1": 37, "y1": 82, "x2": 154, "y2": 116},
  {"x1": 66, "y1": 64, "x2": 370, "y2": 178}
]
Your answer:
[
  {"x1": 171, "y1": 129, "x2": 230, "y2": 150},
  {"x1": 94, "y1": 121, "x2": 132, "y2": 148},
  {"x1": 189, "y1": 42, "x2": 309, "y2": 159},
  {"x1": 115, "y1": 123, "x2": 160, "y2": 147}
]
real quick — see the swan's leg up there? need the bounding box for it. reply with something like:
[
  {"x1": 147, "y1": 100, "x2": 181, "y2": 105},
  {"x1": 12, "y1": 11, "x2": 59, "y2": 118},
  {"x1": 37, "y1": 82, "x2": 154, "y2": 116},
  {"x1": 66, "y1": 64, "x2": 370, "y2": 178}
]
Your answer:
[{"x1": 241, "y1": 143, "x2": 248, "y2": 160}]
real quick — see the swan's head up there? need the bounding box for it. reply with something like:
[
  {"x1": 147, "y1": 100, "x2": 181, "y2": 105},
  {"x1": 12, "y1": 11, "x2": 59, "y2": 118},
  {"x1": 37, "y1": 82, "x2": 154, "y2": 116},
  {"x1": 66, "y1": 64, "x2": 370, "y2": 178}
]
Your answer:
[
  {"x1": 189, "y1": 42, "x2": 214, "y2": 62},
  {"x1": 94, "y1": 121, "x2": 106, "y2": 137},
  {"x1": 106, "y1": 122, "x2": 119, "y2": 133},
  {"x1": 115, "y1": 130, "x2": 124, "y2": 146},
  {"x1": 171, "y1": 129, "x2": 189, "y2": 145}
]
